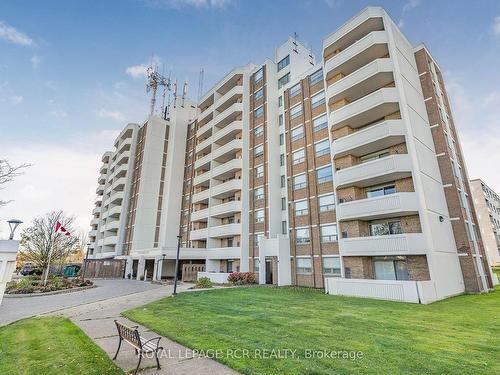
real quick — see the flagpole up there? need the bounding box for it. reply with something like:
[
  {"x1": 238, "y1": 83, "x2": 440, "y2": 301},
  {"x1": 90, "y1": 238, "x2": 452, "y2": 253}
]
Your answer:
[{"x1": 43, "y1": 221, "x2": 57, "y2": 286}]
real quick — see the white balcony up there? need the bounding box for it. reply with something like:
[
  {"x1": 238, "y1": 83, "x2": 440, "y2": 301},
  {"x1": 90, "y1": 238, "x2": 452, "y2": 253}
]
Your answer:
[
  {"x1": 199, "y1": 103, "x2": 214, "y2": 123},
  {"x1": 340, "y1": 233, "x2": 426, "y2": 256},
  {"x1": 209, "y1": 223, "x2": 242, "y2": 238},
  {"x1": 111, "y1": 177, "x2": 126, "y2": 191},
  {"x1": 335, "y1": 154, "x2": 412, "y2": 188},
  {"x1": 191, "y1": 207, "x2": 209, "y2": 221},
  {"x1": 89, "y1": 229, "x2": 97, "y2": 237},
  {"x1": 210, "y1": 200, "x2": 242, "y2": 218},
  {"x1": 325, "y1": 29, "x2": 388, "y2": 81},
  {"x1": 193, "y1": 171, "x2": 210, "y2": 187},
  {"x1": 190, "y1": 228, "x2": 209, "y2": 240},
  {"x1": 213, "y1": 102, "x2": 243, "y2": 129},
  {"x1": 116, "y1": 150, "x2": 131, "y2": 165},
  {"x1": 212, "y1": 120, "x2": 243, "y2": 144},
  {"x1": 109, "y1": 163, "x2": 128, "y2": 181},
  {"x1": 192, "y1": 189, "x2": 210, "y2": 204},
  {"x1": 195, "y1": 135, "x2": 213, "y2": 154},
  {"x1": 197, "y1": 119, "x2": 213, "y2": 139},
  {"x1": 212, "y1": 139, "x2": 242, "y2": 162},
  {"x1": 103, "y1": 236, "x2": 118, "y2": 246},
  {"x1": 337, "y1": 192, "x2": 419, "y2": 221},
  {"x1": 107, "y1": 205, "x2": 122, "y2": 218},
  {"x1": 90, "y1": 218, "x2": 99, "y2": 226},
  {"x1": 104, "y1": 220, "x2": 120, "y2": 231},
  {"x1": 332, "y1": 120, "x2": 405, "y2": 158},
  {"x1": 110, "y1": 190, "x2": 124, "y2": 205},
  {"x1": 215, "y1": 85, "x2": 244, "y2": 112},
  {"x1": 92, "y1": 206, "x2": 101, "y2": 215},
  {"x1": 95, "y1": 184, "x2": 105, "y2": 194},
  {"x1": 211, "y1": 158, "x2": 242, "y2": 180},
  {"x1": 327, "y1": 58, "x2": 394, "y2": 105},
  {"x1": 211, "y1": 179, "x2": 242, "y2": 198},
  {"x1": 330, "y1": 87, "x2": 399, "y2": 130},
  {"x1": 194, "y1": 153, "x2": 212, "y2": 170}
]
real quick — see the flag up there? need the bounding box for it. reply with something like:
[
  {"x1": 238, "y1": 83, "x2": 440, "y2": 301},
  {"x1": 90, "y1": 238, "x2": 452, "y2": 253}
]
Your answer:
[{"x1": 55, "y1": 221, "x2": 71, "y2": 236}]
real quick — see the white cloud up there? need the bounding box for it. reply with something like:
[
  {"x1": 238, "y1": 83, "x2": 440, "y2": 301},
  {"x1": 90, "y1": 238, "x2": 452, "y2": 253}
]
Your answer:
[
  {"x1": 403, "y1": 0, "x2": 420, "y2": 13},
  {"x1": 0, "y1": 142, "x2": 102, "y2": 238},
  {"x1": 145, "y1": 0, "x2": 232, "y2": 9},
  {"x1": 398, "y1": 19, "x2": 405, "y2": 28},
  {"x1": 50, "y1": 110, "x2": 67, "y2": 118},
  {"x1": 97, "y1": 109, "x2": 126, "y2": 122},
  {"x1": 323, "y1": 0, "x2": 342, "y2": 8},
  {"x1": 10, "y1": 95, "x2": 24, "y2": 105},
  {"x1": 30, "y1": 55, "x2": 41, "y2": 68},
  {"x1": 0, "y1": 21, "x2": 34, "y2": 47},
  {"x1": 126, "y1": 55, "x2": 161, "y2": 79},
  {"x1": 493, "y1": 16, "x2": 500, "y2": 35}
]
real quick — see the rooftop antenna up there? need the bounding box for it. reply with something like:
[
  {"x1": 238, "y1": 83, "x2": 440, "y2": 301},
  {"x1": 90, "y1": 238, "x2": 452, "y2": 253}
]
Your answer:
[
  {"x1": 293, "y1": 32, "x2": 299, "y2": 53},
  {"x1": 146, "y1": 60, "x2": 171, "y2": 117},
  {"x1": 308, "y1": 44, "x2": 314, "y2": 65},
  {"x1": 197, "y1": 69, "x2": 204, "y2": 102},
  {"x1": 182, "y1": 81, "x2": 188, "y2": 107},
  {"x1": 173, "y1": 79, "x2": 178, "y2": 108}
]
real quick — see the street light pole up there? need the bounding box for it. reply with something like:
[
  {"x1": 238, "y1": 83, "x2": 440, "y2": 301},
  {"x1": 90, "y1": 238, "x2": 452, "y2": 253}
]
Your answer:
[
  {"x1": 173, "y1": 235, "x2": 181, "y2": 296},
  {"x1": 7, "y1": 219, "x2": 23, "y2": 240}
]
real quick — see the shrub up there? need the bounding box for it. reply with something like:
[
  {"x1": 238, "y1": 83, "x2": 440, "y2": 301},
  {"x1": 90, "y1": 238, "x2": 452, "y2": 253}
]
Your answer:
[
  {"x1": 227, "y1": 272, "x2": 257, "y2": 285},
  {"x1": 12, "y1": 278, "x2": 35, "y2": 293},
  {"x1": 195, "y1": 277, "x2": 213, "y2": 289}
]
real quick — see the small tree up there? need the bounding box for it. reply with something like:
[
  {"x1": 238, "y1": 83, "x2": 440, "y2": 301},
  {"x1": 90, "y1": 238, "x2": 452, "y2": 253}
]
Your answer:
[
  {"x1": 20, "y1": 211, "x2": 80, "y2": 276},
  {"x1": 0, "y1": 159, "x2": 30, "y2": 207}
]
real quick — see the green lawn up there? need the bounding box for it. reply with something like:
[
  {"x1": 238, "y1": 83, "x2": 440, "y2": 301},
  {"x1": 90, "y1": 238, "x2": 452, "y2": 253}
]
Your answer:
[
  {"x1": 123, "y1": 286, "x2": 499, "y2": 375},
  {"x1": 0, "y1": 317, "x2": 123, "y2": 375}
]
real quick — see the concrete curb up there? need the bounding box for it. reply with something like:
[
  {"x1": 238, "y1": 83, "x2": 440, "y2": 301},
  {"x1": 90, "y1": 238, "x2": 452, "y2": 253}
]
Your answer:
[{"x1": 4, "y1": 284, "x2": 97, "y2": 298}]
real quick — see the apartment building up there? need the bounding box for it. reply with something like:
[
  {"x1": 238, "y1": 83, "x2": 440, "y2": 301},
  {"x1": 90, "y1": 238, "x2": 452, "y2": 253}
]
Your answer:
[
  {"x1": 89, "y1": 6, "x2": 493, "y2": 302},
  {"x1": 471, "y1": 179, "x2": 500, "y2": 267}
]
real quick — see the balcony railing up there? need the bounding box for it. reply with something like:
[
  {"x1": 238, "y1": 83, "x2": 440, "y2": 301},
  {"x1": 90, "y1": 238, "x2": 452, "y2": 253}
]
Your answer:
[{"x1": 339, "y1": 233, "x2": 426, "y2": 256}]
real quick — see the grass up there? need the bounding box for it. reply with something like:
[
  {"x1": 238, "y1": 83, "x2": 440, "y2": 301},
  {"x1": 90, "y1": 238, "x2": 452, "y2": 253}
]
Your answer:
[
  {"x1": 123, "y1": 284, "x2": 500, "y2": 375},
  {"x1": 0, "y1": 317, "x2": 123, "y2": 375}
]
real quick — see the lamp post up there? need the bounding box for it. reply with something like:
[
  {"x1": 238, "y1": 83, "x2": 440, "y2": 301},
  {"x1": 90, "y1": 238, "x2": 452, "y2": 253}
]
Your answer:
[
  {"x1": 7, "y1": 219, "x2": 23, "y2": 240},
  {"x1": 173, "y1": 235, "x2": 181, "y2": 296}
]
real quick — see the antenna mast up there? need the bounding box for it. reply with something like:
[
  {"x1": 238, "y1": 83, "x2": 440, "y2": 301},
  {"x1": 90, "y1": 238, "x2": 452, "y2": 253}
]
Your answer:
[
  {"x1": 146, "y1": 62, "x2": 171, "y2": 117},
  {"x1": 197, "y1": 69, "x2": 204, "y2": 102}
]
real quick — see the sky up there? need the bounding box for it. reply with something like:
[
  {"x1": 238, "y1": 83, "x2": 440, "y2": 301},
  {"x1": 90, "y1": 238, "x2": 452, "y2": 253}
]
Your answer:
[{"x1": 0, "y1": 0, "x2": 499, "y2": 238}]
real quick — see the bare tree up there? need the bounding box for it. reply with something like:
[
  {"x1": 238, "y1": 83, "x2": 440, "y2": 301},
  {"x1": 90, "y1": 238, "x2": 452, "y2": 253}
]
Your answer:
[
  {"x1": 0, "y1": 159, "x2": 30, "y2": 206},
  {"x1": 20, "y1": 211, "x2": 80, "y2": 274}
]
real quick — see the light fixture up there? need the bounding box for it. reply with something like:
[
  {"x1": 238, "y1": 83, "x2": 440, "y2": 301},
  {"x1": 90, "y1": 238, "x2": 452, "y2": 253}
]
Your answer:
[{"x1": 7, "y1": 219, "x2": 23, "y2": 240}]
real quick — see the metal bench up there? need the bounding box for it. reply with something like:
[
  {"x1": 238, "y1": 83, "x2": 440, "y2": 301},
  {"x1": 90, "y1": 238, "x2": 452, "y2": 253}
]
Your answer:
[{"x1": 113, "y1": 320, "x2": 163, "y2": 374}]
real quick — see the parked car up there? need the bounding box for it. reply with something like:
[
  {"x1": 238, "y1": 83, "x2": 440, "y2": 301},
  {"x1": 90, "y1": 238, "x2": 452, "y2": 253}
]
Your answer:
[{"x1": 19, "y1": 263, "x2": 43, "y2": 276}]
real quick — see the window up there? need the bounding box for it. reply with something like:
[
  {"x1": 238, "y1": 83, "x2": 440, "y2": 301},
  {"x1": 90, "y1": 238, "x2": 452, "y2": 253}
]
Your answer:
[
  {"x1": 290, "y1": 104, "x2": 303, "y2": 119},
  {"x1": 254, "y1": 259, "x2": 260, "y2": 272},
  {"x1": 282, "y1": 220, "x2": 287, "y2": 235},
  {"x1": 316, "y1": 166, "x2": 333, "y2": 184},
  {"x1": 255, "y1": 68, "x2": 263, "y2": 83},
  {"x1": 292, "y1": 149, "x2": 305, "y2": 165},
  {"x1": 279, "y1": 133, "x2": 284, "y2": 145},
  {"x1": 255, "y1": 88, "x2": 264, "y2": 101},
  {"x1": 313, "y1": 114, "x2": 328, "y2": 132},
  {"x1": 281, "y1": 197, "x2": 287, "y2": 210},
  {"x1": 255, "y1": 187, "x2": 264, "y2": 200},
  {"x1": 255, "y1": 165, "x2": 264, "y2": 178},
  {"x1": 254, "y1": 233, "x2": 262, "y2": 247},
  {"x1": 280, "y1": 154, "x2": 285, "y2": 166},
  {"x1": 278, "y1": 96, "x2": 283, "y2": 107},
  {"x1": 319, "y1": 194, "x2": 335, "y2": 212},
  {"x1": 291, "y1": 125, "x2": 304, "y2": 141},
  {"x1": 320, "y1": 224, "x2": 338, "y2": 242},
  {"x1": 369, "y1": 220, "x2": 402, "y2": 236},
  {"x1": 374, "y1": 256, "x2": 409, "y2": 280},
  {"x1": 294, "y1": 200, "x2": 309, "y2": 216},
  {"x1": 255, "y1": 144, "x2": 264, "y2": 157},
  {"x1": 277, "y1": 55, "x2": 290, "y2": 71},
  {"x1": 323, "y1": 257, "x2": 341, "y2": 276},
  {"x1": 255, "y1": 106, "x2": 264, "y2": 119},
  {"x1": 227, "y1": 260, "x2": 234, "y2": 273},
  {"x1": 296, "y1": 257, "x2": 312, "y2": 273},
  {"x1": 293, "y1": 174, "x2": 307, "y2": 190},
  {"x1": 278, "y1": 114, "x2": 283, "y2": 126},
  {"x1": 278, "y1": 73, "x2": 290, "y2": 89},
  {"x1": 254, "y1": 125, "x2": 264, "y2": 138},
  {"x1": 309, "y1": 69, "x2": 323, "y2": 86},
  {"x1": 295, "y1": 229, "x2": 310, "y2": 244},
  {"x1": 255, "y1": 209, "x2": 265, "y2": 223},
  {"x1": 360, "y1": 149, "x2": 390, "y2": 163},
  {"x1": 281, "y1": 175, "x2": 286, "y2": 188},
  {"x1": 314, "y1": 139, "x2": 330, "y2": 157},
  {"x1": 290, "y1": 83, "x2": 301, "y2": 97},
  {"x1": 366, "y1": 184, "x2": 396, "y2": 198},
  {"x1": 311, "y1": 91, "x2": 325, "y2": 108}
]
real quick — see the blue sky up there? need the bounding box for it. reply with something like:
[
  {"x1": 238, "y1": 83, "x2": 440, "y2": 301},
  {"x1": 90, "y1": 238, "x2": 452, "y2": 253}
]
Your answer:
[{"x1": 0, "y1": 0, "x2": 499, "y2": 236}]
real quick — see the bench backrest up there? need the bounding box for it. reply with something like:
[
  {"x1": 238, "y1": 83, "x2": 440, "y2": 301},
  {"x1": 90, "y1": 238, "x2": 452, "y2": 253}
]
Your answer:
[{"x1": 114, "y1": 320, "x2": 141, "y2": 349}]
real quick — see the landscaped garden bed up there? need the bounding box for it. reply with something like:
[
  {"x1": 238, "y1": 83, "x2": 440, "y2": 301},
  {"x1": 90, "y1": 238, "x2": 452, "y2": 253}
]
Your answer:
[
  {"x1": 0, "y1": 317, "x2": 123, "y2": 375},
  {"x1": 5, "y1": 276, "x2": 93, "y2": 295},
  {"x1": 123, "y1": 283, "x2": 500, "y2": 375}
]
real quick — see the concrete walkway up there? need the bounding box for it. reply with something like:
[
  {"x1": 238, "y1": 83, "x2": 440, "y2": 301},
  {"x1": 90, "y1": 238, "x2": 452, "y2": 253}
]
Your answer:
[{"x1": 46, "y1": 281, "x2": 239, "y2": 375}]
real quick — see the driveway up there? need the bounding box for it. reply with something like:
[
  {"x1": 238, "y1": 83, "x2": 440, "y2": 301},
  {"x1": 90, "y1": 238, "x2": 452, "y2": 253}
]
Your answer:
[{"x1": 0, "y1": 279, "x2": 162, "y2": 326}]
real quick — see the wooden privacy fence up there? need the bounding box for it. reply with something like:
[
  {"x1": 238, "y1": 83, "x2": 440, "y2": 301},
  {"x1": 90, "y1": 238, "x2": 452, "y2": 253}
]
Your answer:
[
  {"x1": 182, "y1": 264, "x2": 205, "y2": 282},
  {"x1": 83, "y1": 259, "x2": 126, "y2": 279}
]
